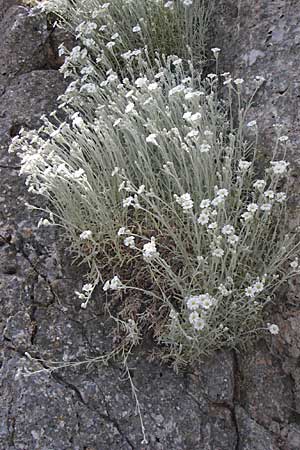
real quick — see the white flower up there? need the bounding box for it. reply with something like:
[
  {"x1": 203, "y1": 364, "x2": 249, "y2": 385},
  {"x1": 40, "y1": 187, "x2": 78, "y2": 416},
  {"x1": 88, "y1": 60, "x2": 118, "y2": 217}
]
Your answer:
[
  {"x1": 146, "y1": 134, "x2": 159, "y2": 146},
  {"x1": 125, "y1": 102, "x2": 135, "y2": 114},
  {"x1": 264, "y1": 190, "x2": 275, "y2": 199},
  {"x1": 212, "y1": 248, "x2": 224, "y2": 258},
  {"x1": 200, "y1": 199, "x2": 211, "y2": 209},
  {"x1": 110, "y1": 276, "x2": 123, "y2": 290},
  {"x1": 189, "y1": 311, "x2": 206, "y2": 331},
  {"x1": 211, "y1": 47, "x2": 221, "y2": 56},
  {"x1": 208, "y1": 222, "x2": 218, "y2": 229},
  {"x1": 186, "y1": 129, "x2": 199, "y2": 139},
  {"x1": 137, "y1": 185, "x2": 145, "y2": 194},
  {"x1": 193, "y1": 316, "x2": 206, "y2": 331},
  {"x1": 247, "y1": 203, "x2": 259, "y2": 213},
  {"x1": 135, "y1": 77, "x2": 147, "y2": 88},
  {"x1": 253, "y1": 280, "x2": 264, "y2": 293},
  {"x1": 227, "y1": 234, "x2": 239, "y2": 245},
  {"x1": 197, "y1": 212, "x2": 210, "y2": 225},
  {"x1": 241, "y1": 211, "x2": 253, "y2": 221},
  {"x1": 172, "y1": 58, "x2": 182, "y2": 65},
  {"x1": 124, "y1": 236, "x2": 135, "y2": 248},
  {"x1": 290, "y1": 258, "x2": 298, "y2": 269},
  {"x1": 143, "y1": 237, "x2": 159, "y2": 260},
  {"x1": 270, "y1": 160, "x2": 289, "y2": 175},
  {"x1": 103, "y1": 280, "x2": 110, "y2": 291},
  {"x1": 80, "y1": 230, "x2": 93, "y2": 240},
  {"x1": 253, "y1": 179, "x2": 266, "y2": 190},
  {"x1": 186, "y1": 295, "x2": 202, "y2": 310},
  {"x1": 260, "y1": 203, "x2": 272, "y2": 211},
  {"x1": 234, "y1": 78, "x2": 244, "y2": 85},
  {"x1": 183, "y1": 111, "x2": 192, "y2": 121},
  {"x1": 278, "y1": 135, "x2": 289, "y2": 142},
  {"x1": 212, "y1": 196, "x2": 225, "y2": 207},
  {"x1": 182, "y1": 0, "x2": 193, "y2": 6},
  {"x1": 164, "y1": 1, "x2": 174, "y2": 8},
  {"x1": 82, "y1": 283, "x2": 93, "y2": 292},
  {"x1": 199, "y1": 294, "x2": 216, "y2": 310},
  {"x1": 190, "y1": 112, "x2": 202, "y2": 122},
  {"x1": 132, "y1": 24, "x2": 141, "y2": 33},
  {"x1": 117, "y1": 227, "x2": 129, "y2": 236},
  {"x1": 247, "y1": 120, "x2": 257, "y2": 128},
  {"x1": 276, "y1": 192, "x2": 287, "y2": 203},
  {"x1": 267, "y1": 323, "x2": 279, "y2": 335},
  {"x1": 174, "y1": 193, "x2": 194, "y2": 210},
  {"x1": 218, "y1": 284, "x2": 231, "y2": 297},
  {"x1": 37, "y1": 218, "x2": 51, "y2": 227},
  {"x1": 245, "y1": 286, "x2": 256, "y2": 298},
  {"x1": 199, "y1": 143, "x2": 211, "y2": 153},
  {"x1": 221, "y1": 224, "x2": 235, "y2": 235},
  {"x1": 123, "y1": 196, "x2": 135, "y2": 208},
  {"x1": 185, "y1": 91, "x2": 203, "y2": 100},
  {"x1": 148, "y1": 82, "x2": 158, "y2": 91},
  {"x1": 238, "y1": 160, "x2": 251, "y2": 171},
  {"x1": 216, "y1": 188, "x2": 229, "y2": 198},
  {"x1": 168, "y1": 84, "x2": 185, "y2": 96},
  {"x1": 72, "y1": 113, "x2": 84, "y2": 129},
  {"x1": 106, "y1": 41, "x2": 115, "y2": 49}
]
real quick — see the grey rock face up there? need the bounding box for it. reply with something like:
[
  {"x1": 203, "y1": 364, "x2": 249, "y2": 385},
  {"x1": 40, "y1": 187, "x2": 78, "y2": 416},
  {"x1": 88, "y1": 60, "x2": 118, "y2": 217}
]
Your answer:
[
  {"x1": 212, "y1": 0, "x2": 300, "y2": 154},
  {"x1": 0, "y1": 1, "x2": 300, "y2": 449}
]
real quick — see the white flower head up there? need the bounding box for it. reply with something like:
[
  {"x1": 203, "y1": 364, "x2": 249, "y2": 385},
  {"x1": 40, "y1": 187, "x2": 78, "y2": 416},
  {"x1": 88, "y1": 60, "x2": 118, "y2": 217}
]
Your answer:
[
  {"x1": 174, "y1": 193, "x2": 194, "y2": 210},
  {"x1": 125, "y1": 102, "x2": 135, "y2": 114},
  {"x1": 199, "y1": 142, "x2": 211, "y2": 153},
  {"x1": 146, "y1": 134, "x2": 159, "y2": 146},
  {"x1": 241, "y1": 211, "x2": 253, "y2": 221},
  {"x1": 211, "y1": 47, "x2": 221, "y2": 56},
  {"x1": 216, "y1": 188, "x2": 229, "y2": 198},
  {"x1": 238, "y1": 160, "x2": 251, "y2": 171},
  {"x1": 182, "y1": 0, "x2": 193, "y2": 6},
  {"x1": 117, "y1": 227, "x2": 129, "y2": 236},
  {"x1": 135, "y1": 77, "x2": 147, "y2": 88},
  {"x1": 276, "y1": 192, "x2": 287, "y2": 203},
  {"x1": 253, "y1": 179, "x2": 266, "y2": 190},
  {"x1": 200, "y1": 199, "x2": 211, "y2": 209},
  {"x1": 132, "y1": 24, "x2": 141, "y2": 33},
  {"x1": 247, "y1": 203, "x2": 259, "y2": 213},
  {"x1": 186, "y1": 295, "x2": 202, "y2": 310},
  {"x1": 80, "y1": 230, "x2": 93, "y2": 240},
  {"x1": 228, "y1": 234, "x2": 239, "y2": 245},
  {"x1": 189, "y1": 311, "x2": 206, "y2": 331},
  {"x1": 234, "y1": 78, "x2": 244, "y2": 85},
  {"x1": 221, "y1": 224, "x2": 235, "y2": 235},
  {"x1": 260, "y1": 203, "x2": 272, "y2": 211},
  {"x1": 290, "y1": 258, "x2": 299, "y2": 269},
  {"x1": 143, "y1": 237, "x2": 159, "y2": 260},
  {"x1": 247, "y1": 120, "x2": 257, "y2": 128},
  {"x1": 270, "y1": 160, "x2": 289, "y2": 175},
  {"x1": 197, "y1": 212, "x2": 210, "y2": 225},
  {"x1": 267, "y1": 323, "x2": 279, "y2": 335},
  {"x1": 212, "y1": 248, "x2": 224, "y2": 258},
  {"x1": 124, "y1": 236, "x2": 135, "y2": 248}
]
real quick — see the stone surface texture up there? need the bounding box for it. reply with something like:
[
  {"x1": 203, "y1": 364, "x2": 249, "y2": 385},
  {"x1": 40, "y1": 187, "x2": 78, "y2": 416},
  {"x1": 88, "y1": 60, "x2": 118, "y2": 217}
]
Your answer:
[{"x1": 0, "y1": 1, "x2": 299, "y2": 449}]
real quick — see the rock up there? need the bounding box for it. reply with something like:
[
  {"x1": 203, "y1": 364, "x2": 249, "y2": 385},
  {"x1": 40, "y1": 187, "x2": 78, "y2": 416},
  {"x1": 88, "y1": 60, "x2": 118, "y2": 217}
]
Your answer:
[
  {"x1": 236, "y1": 406, "x2": 280, "y2": 450},
  {"x1": 0, "y1": 70, "x2": 66, "y2": 144},
  {"x1": 211, "y1": 0, "x2": 300, "y2": 155},
  {"x1": 0, "y1": 0, "x2": 300, "y2": 448},
  {"x1": 239, "y1": 343, "x2": 293, "y2": 428},
  {"x1": 0, "y1": 0, "x2": 19, "y2": 21},
  {"x1": 0, "y1": 6, "x2": 50, "y2": 86}
]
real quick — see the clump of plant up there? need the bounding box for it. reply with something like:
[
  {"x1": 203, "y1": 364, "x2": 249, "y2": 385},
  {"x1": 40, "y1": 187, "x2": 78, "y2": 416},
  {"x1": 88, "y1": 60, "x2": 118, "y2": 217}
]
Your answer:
[
  {"x1": 10, "y1": 0, "x2": 299, "y2": 364},
  {"x1": 39, "y1": 0, "x2": 211, "y2": 74}
]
